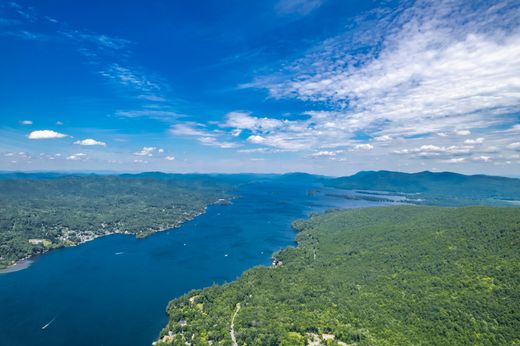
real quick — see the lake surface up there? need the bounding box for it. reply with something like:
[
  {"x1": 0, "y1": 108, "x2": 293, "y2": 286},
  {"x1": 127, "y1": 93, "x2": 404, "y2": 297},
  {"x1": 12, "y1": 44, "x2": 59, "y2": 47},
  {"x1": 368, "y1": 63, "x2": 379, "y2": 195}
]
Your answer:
[{"x1": 0, "y1": 181, "x2": 398, "y2": 346}]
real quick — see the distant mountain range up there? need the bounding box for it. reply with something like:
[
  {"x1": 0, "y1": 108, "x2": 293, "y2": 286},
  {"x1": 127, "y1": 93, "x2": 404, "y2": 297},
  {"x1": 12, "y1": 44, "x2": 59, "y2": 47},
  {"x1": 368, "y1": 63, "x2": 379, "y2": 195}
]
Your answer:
[
  {"x1": 1, "y1": 170, "x2": 519, "y2": 204},
  {"x1": 326, "y1": 170, "x2": 520, "y2": 202}
]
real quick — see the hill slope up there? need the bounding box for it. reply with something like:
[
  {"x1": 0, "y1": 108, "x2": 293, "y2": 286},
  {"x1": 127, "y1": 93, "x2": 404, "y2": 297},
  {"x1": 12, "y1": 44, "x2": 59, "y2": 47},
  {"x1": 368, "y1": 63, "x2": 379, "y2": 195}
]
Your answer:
[
  {"x1": 157, "y1": 206, "x2": 520, "y2": 345},
  {"x1": 0, "y1": 175, "x2": 232, "y2": 269},
  {"x1": 327, "y1": 171, "x2": 520, "y2": 205}
]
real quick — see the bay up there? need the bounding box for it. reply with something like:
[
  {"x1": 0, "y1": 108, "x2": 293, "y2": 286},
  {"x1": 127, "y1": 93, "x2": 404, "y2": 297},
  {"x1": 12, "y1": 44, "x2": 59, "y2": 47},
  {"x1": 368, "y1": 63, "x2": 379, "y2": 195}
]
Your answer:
[{"x1": 0, "y1": 181, "x2": 399, "y2": 346}]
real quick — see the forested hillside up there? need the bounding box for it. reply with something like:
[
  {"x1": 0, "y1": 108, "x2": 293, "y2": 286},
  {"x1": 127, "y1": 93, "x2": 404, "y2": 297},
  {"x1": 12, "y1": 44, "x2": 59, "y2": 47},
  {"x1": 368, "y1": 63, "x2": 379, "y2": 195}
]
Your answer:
[
  {"x1": 157, "y1": 206, "x2": 520, "y2": 345},
  {"x1": 327, "y1": 171, "x2": 520, "y2": 206},
  {"x1": 0, "y1": 175, "x2": 232, "y2": 269}
]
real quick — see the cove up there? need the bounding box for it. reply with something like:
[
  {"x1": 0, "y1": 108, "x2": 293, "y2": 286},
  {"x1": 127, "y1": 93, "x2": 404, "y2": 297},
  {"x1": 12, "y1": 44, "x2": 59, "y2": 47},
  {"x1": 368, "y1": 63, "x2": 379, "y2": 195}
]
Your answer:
[{"x1": 0, "y1": 181, "x2": 399, "y2": 346}]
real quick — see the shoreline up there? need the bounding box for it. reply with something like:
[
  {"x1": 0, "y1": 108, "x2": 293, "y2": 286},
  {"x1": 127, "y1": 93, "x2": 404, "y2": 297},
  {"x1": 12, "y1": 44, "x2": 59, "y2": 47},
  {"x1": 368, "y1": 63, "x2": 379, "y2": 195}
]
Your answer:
[
  {"x1": 0, "y1": 196, "x2": 235, "y2": 275},
  {"x1": 0, "y1": 258, "x2": 34, "y2": 274}
]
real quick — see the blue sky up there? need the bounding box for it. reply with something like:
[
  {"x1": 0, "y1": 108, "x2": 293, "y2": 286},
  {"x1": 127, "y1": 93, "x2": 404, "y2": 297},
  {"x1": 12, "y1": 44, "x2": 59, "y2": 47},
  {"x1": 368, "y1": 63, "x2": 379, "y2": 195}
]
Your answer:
[{"x1": 1, "y1": 0, "x2": 519, "y2": 176}]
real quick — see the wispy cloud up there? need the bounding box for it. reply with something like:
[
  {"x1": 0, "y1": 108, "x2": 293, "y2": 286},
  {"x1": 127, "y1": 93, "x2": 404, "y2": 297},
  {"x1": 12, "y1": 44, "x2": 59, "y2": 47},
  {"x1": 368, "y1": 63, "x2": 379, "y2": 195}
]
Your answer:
[
  {"x1": 275, "y1": 0, "x2": 323, "y2": 16},
  {"x1": 245, "y1": 0, "x2": 519, "y2": 145},
  {"x1": 170, "y1": 122, "x2": 239, "y2": 149},
  {"x1": 60, "y1": 30, "x2": 131, "y2": 50},
  {"x1": 2, "y1": 1, "x2": 177, "y2": 120},
  {"x1": 170, "y1": 123, "x2": 210, "y2": 137},
  {"x1": 100, "y1": 64, "x2": 162, "y2": 96},
  {"x1": 20, "y1": 120, "x2": 32, "y2": 125},
  {"x1": 74, "y1": 138, "x2": 107, "y2": 146},
  {"x1": 197, "y1": 137, "x2": 239, "y2": 149},
  {"x1": 115, "y1": 109, "x2": 181, "y2": 119}
]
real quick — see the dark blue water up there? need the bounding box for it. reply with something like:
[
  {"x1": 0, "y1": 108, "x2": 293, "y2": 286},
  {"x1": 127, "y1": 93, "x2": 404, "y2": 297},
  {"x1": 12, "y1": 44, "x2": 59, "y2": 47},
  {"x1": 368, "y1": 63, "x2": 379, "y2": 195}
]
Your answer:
[{"x1": 0, "y1": 182, "x2": 395, "y2": 346}]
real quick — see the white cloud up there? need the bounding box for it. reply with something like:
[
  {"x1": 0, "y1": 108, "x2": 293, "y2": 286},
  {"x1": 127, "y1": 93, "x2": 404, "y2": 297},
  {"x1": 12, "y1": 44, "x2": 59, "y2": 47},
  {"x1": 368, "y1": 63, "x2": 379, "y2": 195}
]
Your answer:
[
  {"x1": 464, "y1": 137, "x2": 484, "y2": 145},
  {"x1": 198, "y1": 137, "x2": 238, "y2": 149},
  {"x1": 231, "y1": 129, "x2": 242, "y2": 137},
  {"x1": 455, "y1": 130, "x2": 471, "y2": 136},
  {"x1": 374, "y1": 135, "x2": 392, "y2": 142},
  {"x1": 100, "y1": 64, "x2": 160, "y2": 94},
  {"x1": 20, "y1": 120, "x2": 32, "y2": 125},
  {"x1": 28, "y1": 130, "x2": 68, "y2": 139},
  {"x1": 442, "y1": 157, "x2": 465, "y2": 163},
  {"x1": 394, "y1": 144, "x2": 474, "y2": 158},
  {"x1": 353, "y1": 144, "x2": 374, "y2": 150},
  {"x1": 158, "y1": 148, "x2": 164, "y2": 153},
  {"x1": 66, "y1": 153, "x2": 86, "y2": 161},
  {"x1": 473, "y1": 155, "x2": 492, "y2": 162},
  {"x1": 247, "y1": 135, "x2": 266, "y2": 144},
  {"x1": 134, "y1": 147, "x2": 156, "y2": 156},
  {"x1": 507, "y1": 142, "x2": 520, "y2": 150},
  {"x1": 170, "y1": 123, "x2": 209, "y2": 137},
  {"x1": 74, "y1": 138, "x2": 107, "y2": 146},
  {"x1": 224, "y1": 112, "x2": 283, "y2": 132},
  {"x1": 311, "y1": 150, "x2": 343, "y2": 157},
  {"x1": 165, "y1": 156, "x2": 175, "y2": 161}
]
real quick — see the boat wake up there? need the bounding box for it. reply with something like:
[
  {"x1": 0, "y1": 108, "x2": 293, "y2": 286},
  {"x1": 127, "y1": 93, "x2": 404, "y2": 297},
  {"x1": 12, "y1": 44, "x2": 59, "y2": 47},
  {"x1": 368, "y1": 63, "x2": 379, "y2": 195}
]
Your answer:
[{"x1": 41, "y1": 317, "x2": 56, "y2": 330}]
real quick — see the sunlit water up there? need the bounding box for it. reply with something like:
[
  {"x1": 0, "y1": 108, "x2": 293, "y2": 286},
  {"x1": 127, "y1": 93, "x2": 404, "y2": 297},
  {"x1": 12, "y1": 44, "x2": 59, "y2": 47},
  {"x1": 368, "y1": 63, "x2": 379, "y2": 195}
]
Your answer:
[{"x1": 0, "y1": 181, "x2": 399, "y2": 346}]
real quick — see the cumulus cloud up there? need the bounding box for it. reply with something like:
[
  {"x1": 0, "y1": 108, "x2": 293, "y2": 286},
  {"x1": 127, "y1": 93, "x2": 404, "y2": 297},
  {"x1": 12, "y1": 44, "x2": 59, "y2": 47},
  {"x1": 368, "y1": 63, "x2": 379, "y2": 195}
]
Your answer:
[
  {"x1": 353, "y1": 144, "x2": 374, "y2": 150},
  {"x1": 134, "y1": 147, "x2": 156, "y2": 156},
  {"x1": 507, "y1": 142, "x2": 520, "y2": 150},
  {"x1": 455, "y1": 130, "x2": 471, "y2": 136},
  {"x1": 66, "y1": 153, "x2": 86, "y2": 160},
  {"x1": 28, "y1": 130, "x2": 68, "y2": 139},
  {"x1": 464, "y1": 138, "x2": 484, "y2": 145},
  {"x1": 394, "y1": 144, "x2": 474, "y2": 158},
  {"x1": 247, "y1": 135, "x2": 266, "y2": 144},
  {"x1": 374, "y1": 135, "x2": 392, "y2": 142},
  {"x1": 165, "y1": 156, "x2": 175, "y2": 161},
  {"x1": 74, "y1": 138, "x2": 107, "y2": 146},
  {"x1": 473, "y1": 155, "x2": 492, "y2": 162}
]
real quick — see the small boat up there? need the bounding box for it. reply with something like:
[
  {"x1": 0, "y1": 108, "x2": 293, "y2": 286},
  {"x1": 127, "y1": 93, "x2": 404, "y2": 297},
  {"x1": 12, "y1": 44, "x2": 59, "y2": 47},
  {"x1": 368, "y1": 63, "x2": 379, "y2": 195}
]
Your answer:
[{"x1": 42, "y1": 317, "x2": 55, "y2": 330}]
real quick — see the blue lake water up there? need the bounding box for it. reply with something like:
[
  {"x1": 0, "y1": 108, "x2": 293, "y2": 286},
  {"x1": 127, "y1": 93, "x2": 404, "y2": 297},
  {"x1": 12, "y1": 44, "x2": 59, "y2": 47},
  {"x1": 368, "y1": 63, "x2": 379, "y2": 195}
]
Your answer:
[{"x1": 0, "y1": 181, "x2": 397, "y2": 346}]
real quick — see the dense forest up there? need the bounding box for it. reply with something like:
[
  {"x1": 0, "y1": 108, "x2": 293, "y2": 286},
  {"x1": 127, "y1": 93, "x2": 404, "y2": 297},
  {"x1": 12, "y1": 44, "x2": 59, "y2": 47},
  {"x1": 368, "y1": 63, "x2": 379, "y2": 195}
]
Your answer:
[
  {"x1": 156, "y1": 206, "x2": 520, "y2": 345},
  {"x1": 327, "y1": 171, "x2": 520, "y2": 206},
  {"x1": 0, "y1": 175, "x2": 232, "y2": 269}
]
